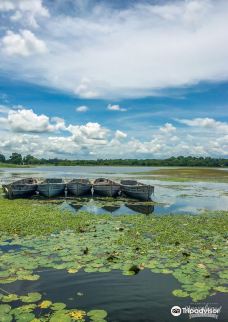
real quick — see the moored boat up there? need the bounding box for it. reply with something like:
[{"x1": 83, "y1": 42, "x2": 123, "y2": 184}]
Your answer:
[
  {"x1": 93, "y1": 178, "x2": 120, "y2": 197},
  {"x1": 2, "y1": 178, "x2": 38, "y2": 198},
  {"x1": 67, "y1": 179, "x2": 92, "y2": 196},
  {"x1": 120, "y1": 180, "x2": 154, "y2": 201},
  {"x1": 37, "y1": 178, "x2": 65, "y2": 198}
]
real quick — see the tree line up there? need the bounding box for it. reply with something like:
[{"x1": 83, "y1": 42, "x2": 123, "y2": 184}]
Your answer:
[{"x1": 0, "y1": 153, "x2": 228, "y2": 167}]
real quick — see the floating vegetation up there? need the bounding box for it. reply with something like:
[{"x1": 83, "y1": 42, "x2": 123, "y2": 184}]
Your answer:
[
  {"x1": 130, "y1": 167, "x2": 228, "y2": 183},
  {"x1": 0, "y1": 194, "x2": 228, "y2": 314},
  {"x1": 0, "y1": 291, "x2": 108, "y2": 321}
]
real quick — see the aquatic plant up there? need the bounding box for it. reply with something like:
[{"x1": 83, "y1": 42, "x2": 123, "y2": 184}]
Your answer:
[
  {"x1": 0, "y1": 291, "x2": 108, "y2": 321},
  {"x1": 0, "y1": 195, "x2": 227, "y2": 309}
]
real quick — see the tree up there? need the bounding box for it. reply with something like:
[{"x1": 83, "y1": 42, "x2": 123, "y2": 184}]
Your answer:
[
  {"x1": 9, "y1": 153, "x2": 23, "y2": 165},
  {"x1": 0, "y1": 153, "x2": 6, "y2": 163},
  {"x1": 23, "y1": 154, "x2": 39, "y2": 165}
]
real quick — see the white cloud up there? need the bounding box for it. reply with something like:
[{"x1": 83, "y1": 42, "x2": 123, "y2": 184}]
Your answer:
[
  {"x1": 76, "y1": 105, "x2": 89, "y2": 112},
  {"x1": 1, "y1": 30, "x2": 47, "y2": 56},
  {"x1": 0, "y1": 111, "x2": 227, "y2": 158},
  {"x1": 160, "y1": 123, "x2": 176, "y2": 133},
  {"x1": 107, "y1": 104, "x2": 127, "y2": 112},
  {"x1": 67, "y1": 122, "x2": 109, "y2": 146},
  {"x1": 74, "y1": 78, "x2": 99, "y2": 99},
  {"x1": 0, "y1": 0, "x2": 49, "y2": 27},
  {"x1": 114, "y1": 130, "x2": 127, "y2": 139},
  {"x1": 1, "y1": 0, "x2": 228, "y2": 98},
  {"x1": 6, "y1": 109, "x2": 64, "y2": 133},
  {"x1": 177, "y1": 117, "x2": 228, "y2": 133}
]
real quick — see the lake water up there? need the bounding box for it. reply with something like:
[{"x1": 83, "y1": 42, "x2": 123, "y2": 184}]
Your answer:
[
  {"x1": 3, "y1": 269, "x2": 228, "y2": 322},
  {"x1": 1, "y1": 166, "x2": 228, "y2": 321},
  {"x1": 1, "y1": 166, "x2": 228, "y2": 214}
]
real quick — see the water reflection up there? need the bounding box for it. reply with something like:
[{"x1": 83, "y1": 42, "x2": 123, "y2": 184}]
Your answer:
[{"x1": 61, "y1": 200, "x2": 155, "y2": 216}]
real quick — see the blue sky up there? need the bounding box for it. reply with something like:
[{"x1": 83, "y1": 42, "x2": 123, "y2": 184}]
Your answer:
[{"x1": 0, "y1": 0, "x2": 227, "y2": 159}]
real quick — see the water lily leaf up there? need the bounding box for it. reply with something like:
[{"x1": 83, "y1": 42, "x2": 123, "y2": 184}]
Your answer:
[
  {"x1": 20, "y1": 292, "x2": 42, "y2": 303},
  {"x1": 2, "y1": 293, "x2": 19, "y2": 302},
  {"x1": 214, "y1": 286, "x2": 228, "y2": 293},
  {"x1": 51, "y1": 303, "x2": 67, "y2": 311},
  {"x1": 0, "y1": 314, "x2": 12, "y2": 322},
  {"x1": 172, "y1": 289, "x2": 189, "y2": 297},
  {"x1": 87, "y1": 310, "x2": 107, "y2": 319},
  {"x1": 38, "y1": 300, "x2": 52, "y2": 309},
  {"x1": 17, "y1": 274, "x2": 40, "y2": 281},
  {"x1": 0, "y1": 305, "x2": 11, "y2": 314},
  {"x1": 15, "y1": 312, "x2": 35, "y2": 322},
  {"x1": 67, "y1": 268, "x2": 78, "y2": 274},
  {"x1": 11, "y1": 304, "x2": 36, "y2": 316},
  {"x1": 49, "y1": 312, "x2": 71, "y2": 322}
]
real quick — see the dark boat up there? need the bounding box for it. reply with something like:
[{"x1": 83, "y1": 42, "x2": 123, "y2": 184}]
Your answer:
[
  {"x1": 2, "y1": 178, "x2": 38, "y2": 198},
  {"x1": 67, "y1": 179, "x2": 92, "y2": 197},
  {"x1": 120, "y1": 180, "x2": 154, "y2": 201},
  {"x1": 93, "y1": 178, "x2": 120, "y2": 197},
  {"x1": 37, "y1": 178, "x2": 65, "y2": 198}
]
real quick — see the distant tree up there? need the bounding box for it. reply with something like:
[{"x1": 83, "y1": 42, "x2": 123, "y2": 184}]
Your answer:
[
  {"x1": 0, "y1": 153, "x2": 6, "y2": 163},
  {"x1": 9, "y1": 153, "x2": 23, "y2": 165},
  {"x1": 23, "y1": 154, "x2": 40, "y2": 165}
]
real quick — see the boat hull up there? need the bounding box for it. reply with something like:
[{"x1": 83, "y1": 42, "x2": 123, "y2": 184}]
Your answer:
[
  {"x1": 37, "y1": 183, "x2": 65, "y2": 198},
  {"x1": 121, "y1": 185, "x2": 154, "y2": 201},
  {"x1": 67, "y1": 182, "x2": 92, "y2": 196},
  {"x1": 93, "y1": 184, "x2": 120, "y2": 197},
  {"x1": 3, "y1": 184, "x2": 37, "y2": 198}
]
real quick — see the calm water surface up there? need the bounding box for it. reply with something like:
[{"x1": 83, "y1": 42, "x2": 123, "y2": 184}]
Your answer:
[{"x1": 1, "y1": 166, "x2": 228, "y2": 214}]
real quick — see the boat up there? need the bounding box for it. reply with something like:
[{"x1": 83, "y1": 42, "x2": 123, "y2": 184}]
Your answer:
[
  {"x1": 2, "y1": 178, "x2": 38, "y2": 198},
  {"x1": 93, "y1": 178, "x2": 120, "y2": 197},
  {"x1": 67, "y1": 179, "x2": 92, "y2": 196},
  {"x1": 37, "y1": 178, "x2": 65, "y2": 198},
  {"x1": 120, "y1": 180, "x2": 154, "y2": 201}
]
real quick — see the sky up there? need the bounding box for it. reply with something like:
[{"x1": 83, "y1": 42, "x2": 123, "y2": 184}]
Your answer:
[{"x1": 0, "y1": 0, "x2": 227, "y2": 159}]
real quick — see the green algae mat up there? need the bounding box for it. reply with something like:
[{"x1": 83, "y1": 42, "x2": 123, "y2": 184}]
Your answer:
[{"x1": 0, "y1": 196, "x2": 228, "y2": 321}]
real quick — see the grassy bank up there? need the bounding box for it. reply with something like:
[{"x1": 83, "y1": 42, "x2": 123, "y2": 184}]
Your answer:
[
  {"x1": 0, "y1": 163, "x2": 33, "y2": 168},
  {"x1": 132, "y1": 167, "x2": 228, "y2": 183}
]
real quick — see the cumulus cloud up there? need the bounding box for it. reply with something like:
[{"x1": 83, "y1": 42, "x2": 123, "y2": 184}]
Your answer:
[
  {"x1": 1, "y1": 30, "x2": 47, "y2": 56},
  {"x1": 6, "y1": 109, "x2": 64, "y2": 133},
  {"x1": 114, "y1": 130, "x2": 127, "y2": 139},
  {"x1": 177, "y1": 117, "x2": 228, "y2": 133},
  {"x1": 76, "y1": 105, "x2": 89, "y2": 112},
  {"x1": 0, "y1": 115, "x2": 227, "y2": 158},
  {"x1": 159, "y1": 123, "x2": 176, "y2": 133},
  {"x1": 67, "y1": 122, "x2": 109, "y2": 146},
  {"x1": 0, "y1": 0, "x2": 49, "y2": 27},
  {"x1": 107, "y1": 104, "x2": 127, "y2": 112},
  {"x1": 1, "y1": 0, "x2": 228, "y2": 98}
]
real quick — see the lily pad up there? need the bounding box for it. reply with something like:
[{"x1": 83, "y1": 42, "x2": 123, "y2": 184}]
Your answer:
[
  {"x1": 51, "y1": 303, "x2": 67, "y2": 311},
  {"x1": 172, "y1": 289, "x2": 189, "y2": 297},
  {"x1": 87, "y1": 310, "x2": 107, "y2": 319},
  {"x1": 0, "y1": 305, "x2": 11, "y2": 314},
  {"x1": 20, "y1": 292, "x2": 42, "y2": 303},
  {"x1": 16, "y1": 312, "x2": 35, "y2": 322},
  {"x1": 2, "y1": 293, "x2": 19, "y2": 302}
]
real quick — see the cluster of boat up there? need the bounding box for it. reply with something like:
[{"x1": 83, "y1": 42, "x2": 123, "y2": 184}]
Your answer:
[{"x1": 2, "y1": 178, "x2": 154, "y2": 201}]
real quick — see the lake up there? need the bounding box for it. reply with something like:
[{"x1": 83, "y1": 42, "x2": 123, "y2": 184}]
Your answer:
[
  {"x1": 1, "y1": 166, "x2": 228, "y2": 214},
  {"x1": 0, "y1": 166, "x2": 228, "y2": 322}
]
